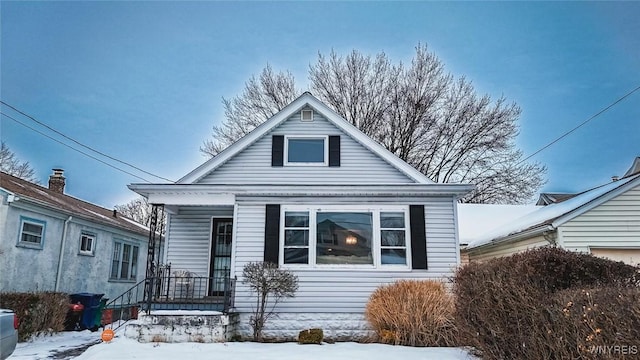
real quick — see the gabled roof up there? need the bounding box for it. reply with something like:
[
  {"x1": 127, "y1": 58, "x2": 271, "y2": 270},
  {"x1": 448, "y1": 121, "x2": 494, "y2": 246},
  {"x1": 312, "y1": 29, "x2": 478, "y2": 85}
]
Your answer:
[
  {"x1": 1, "y1": 172, "x2": 148, "y2": 237},
  {"x1": 623, "y1": 156, "x2": 640, "y2": 177},
  {"x1": 178, "y1": 92, "x2": 434, "y2": 184},
  {"x1": 466, "y1": 172, "x2": 640, "y2": 250}
]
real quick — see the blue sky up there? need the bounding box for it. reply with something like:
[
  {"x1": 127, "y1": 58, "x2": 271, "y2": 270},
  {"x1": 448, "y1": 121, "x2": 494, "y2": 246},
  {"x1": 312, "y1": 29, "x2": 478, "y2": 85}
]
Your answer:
[{"x1": 2, "y1": 1, "x2": 639, "y2": 208}]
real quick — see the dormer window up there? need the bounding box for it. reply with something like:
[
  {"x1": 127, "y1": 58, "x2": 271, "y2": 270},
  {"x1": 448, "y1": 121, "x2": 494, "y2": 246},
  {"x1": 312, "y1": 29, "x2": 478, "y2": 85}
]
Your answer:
[{"x1": 285, "y1": 136, "x2": 327, "y2": 166}]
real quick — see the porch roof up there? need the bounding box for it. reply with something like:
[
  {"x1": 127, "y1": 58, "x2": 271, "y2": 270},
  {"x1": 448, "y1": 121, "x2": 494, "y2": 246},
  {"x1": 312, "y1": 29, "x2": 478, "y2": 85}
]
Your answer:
[{"x1": 128, "y1": 183, "x2": 475, "y2": 206}]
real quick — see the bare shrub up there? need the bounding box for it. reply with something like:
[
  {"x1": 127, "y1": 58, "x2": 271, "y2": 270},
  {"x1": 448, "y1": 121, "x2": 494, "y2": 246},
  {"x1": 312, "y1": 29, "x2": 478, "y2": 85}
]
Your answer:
[
  {"x1": 242, "y1": 261, "x2": 298, "y2": 342},
  {"x1": 454, "y1": 247, "x2": 640, "y2": 360},
  {"x1": 365, "y1": 280, "x2": 457, "y2": 347},
  {"x1": 0, "y1": 292, "x2": 68, "y2": 341}
]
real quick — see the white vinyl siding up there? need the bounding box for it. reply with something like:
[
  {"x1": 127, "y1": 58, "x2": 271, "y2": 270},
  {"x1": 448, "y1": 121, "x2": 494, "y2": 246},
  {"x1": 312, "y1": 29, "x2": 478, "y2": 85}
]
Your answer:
[
  {"x1": 561, "y1": 183, "x2": 640, "y2": 260},
  {"x1": 197, "y1": 112, "x2": 414, "y2": 185},
  {"x1": 165, "y1": 206, "x2": 234, "y2": 276},
  {"x1": 233, "y1": 198, "x2": 458, "y2": 313}
]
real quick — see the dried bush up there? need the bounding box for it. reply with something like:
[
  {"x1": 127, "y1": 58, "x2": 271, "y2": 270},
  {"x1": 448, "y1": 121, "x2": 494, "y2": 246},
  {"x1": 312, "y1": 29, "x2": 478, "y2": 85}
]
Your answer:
[
  {"x1": 0, "y1": 292, "x2": 68, "y2": 341},
  {"x1": 365, "y1": 280, "x2": 457, "y2": 347},
  {"x1": 454, "y1": 247, "x2": 640, "y2": 360},
  {"x1": 547, "y1": 287, "x2": 640, "y2": 359},
  {"x1": 298, "y1": 328, "x2": 324, "y2": 344},
  {"x1": 242, "y1": 261, "x2": 298, "y2": 342}
]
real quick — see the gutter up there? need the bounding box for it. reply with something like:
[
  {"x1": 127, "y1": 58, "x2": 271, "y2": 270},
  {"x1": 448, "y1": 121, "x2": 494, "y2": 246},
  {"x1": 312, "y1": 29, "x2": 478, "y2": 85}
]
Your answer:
[
  {"x1": 54, "y1": 216, "x2": 73, "y2": 292},
  {"x1": 466, "y1": 224, "x2": 554, "y2": 254}
]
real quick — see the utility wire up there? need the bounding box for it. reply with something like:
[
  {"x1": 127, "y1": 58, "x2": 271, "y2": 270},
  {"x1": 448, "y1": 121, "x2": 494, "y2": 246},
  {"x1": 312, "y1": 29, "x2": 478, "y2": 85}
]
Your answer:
[
  {"x1": 1, "y1": 101, "x2": 174, "y2": 182},
  {"x1": 1, "y1": 111, "x2": 152, "y2": 183},
  {"x1": 518, "y1": 85, "x2": 640, "y2": 165}
]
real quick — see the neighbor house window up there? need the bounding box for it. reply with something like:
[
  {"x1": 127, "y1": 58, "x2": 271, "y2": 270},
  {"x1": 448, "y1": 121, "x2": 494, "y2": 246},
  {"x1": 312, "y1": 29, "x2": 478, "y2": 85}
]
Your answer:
[
  {"x1": 79, "y1": 232, "x2": 96, "y2": 256},
  {"x1": 110, "y1": 240, "x2": 139, "y2": 281},
  {"x1": 280, "y1": 206, "x2": 410, "y2": 268},
  {"x1": 18, "y1": 217, "x2": 46, "y2": 249},
  {"x1": 285, "y1": 136, "x2": 327, "y2": 165}
]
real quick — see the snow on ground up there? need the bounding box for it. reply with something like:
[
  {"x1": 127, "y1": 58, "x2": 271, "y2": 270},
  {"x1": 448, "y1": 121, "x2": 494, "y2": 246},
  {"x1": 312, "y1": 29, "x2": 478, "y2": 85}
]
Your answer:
[
  {"x1": 9, "y1": 328, "x2": 477, "y2": 360},
  {"x1": 76, "y1": 336, "x2": 477, "y2": 360},
  {"x1": 10, "y1": 330, "x2": 99, "y2": 360}
]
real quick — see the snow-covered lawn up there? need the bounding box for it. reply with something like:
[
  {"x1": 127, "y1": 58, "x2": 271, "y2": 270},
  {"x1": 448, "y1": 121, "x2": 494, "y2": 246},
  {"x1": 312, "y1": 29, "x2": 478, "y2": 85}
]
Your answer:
[
  {"x1": 10, "y1": 330, "x2": 99, "y2": 359},
  {"x1": 10, "y1": 329, "x2": 477, "y2": 360}
]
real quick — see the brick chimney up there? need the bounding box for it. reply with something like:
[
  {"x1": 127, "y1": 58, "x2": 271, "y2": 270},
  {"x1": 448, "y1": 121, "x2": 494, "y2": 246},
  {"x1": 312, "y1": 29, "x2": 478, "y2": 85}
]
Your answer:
[{"x1": 48, "y1": 168, "x2": 66, "y2": 194}]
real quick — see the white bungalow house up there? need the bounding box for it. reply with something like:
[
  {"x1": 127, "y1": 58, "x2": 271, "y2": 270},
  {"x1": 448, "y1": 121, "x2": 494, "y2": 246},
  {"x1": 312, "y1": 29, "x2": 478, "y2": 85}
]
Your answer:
[
  {"x1": 0, "y1": 170, "x2": 151, "y2": 301},
  {"x1": 129, "y1": 92, "x2": 473, "y2": 339},
  {"x1": 463, "y1": 159, "x2": 640, "y2": 266}
]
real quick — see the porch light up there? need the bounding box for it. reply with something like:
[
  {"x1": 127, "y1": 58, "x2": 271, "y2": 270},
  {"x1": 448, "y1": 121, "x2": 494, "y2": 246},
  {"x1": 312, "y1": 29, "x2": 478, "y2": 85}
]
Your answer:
[{"x1": 345, "y1": 236, "x2": 357, "y2": 245}]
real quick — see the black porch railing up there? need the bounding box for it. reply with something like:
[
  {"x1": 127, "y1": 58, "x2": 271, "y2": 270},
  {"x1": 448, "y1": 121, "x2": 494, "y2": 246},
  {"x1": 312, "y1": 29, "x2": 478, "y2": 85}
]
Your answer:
[
  {"x1": 147, "y1": 271, "x2": 236, "y2": 311},
  {"x1": 104, "y1": 270, "x2": 235, "y2": 330}
]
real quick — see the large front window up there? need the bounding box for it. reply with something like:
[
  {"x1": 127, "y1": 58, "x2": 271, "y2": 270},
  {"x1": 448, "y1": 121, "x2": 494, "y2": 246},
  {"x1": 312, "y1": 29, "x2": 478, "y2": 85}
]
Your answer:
[
  {"x1": 317, "y1": 212, "x2": 373, "y2": 265},
  {"x1": 281, "y1": 206, "x2": 410, "y2": 268}
]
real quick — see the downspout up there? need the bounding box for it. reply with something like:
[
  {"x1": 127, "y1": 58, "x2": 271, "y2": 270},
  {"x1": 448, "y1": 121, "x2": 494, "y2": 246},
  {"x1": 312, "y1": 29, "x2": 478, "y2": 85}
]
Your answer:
[{"x1": 55, "y1": 216, "x2": 73, "y2": 291}]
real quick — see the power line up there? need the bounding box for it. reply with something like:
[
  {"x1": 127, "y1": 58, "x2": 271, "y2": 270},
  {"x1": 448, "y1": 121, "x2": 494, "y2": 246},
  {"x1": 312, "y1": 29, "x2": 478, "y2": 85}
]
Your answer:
[
  {"x1": 518, "y1": 85, "x2": 640, "y2": 165},
  {"x1": 1, "y1": 111, "x2": 152, "y2": 182},
  {"x1": 0, "y1": 101, "x2": 174, "y2": 182}
]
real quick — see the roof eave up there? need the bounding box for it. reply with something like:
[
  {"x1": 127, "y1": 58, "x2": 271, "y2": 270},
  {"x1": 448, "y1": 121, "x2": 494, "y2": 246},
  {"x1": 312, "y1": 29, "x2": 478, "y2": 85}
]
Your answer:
[
  {"x1": 466, "y1": 224, "x2": 554, "y2": 253},
  {"x1": 9, "y1": 193, "x2": 148, "y2": 237},
  {"x1": 129, "y1": 183, "x2": 475, "y2": 202}
]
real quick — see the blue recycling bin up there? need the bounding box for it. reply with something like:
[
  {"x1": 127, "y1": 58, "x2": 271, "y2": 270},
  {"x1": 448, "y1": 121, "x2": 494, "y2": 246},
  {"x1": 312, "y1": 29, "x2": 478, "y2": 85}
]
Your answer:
[{"x1": 70, "y1": 293, "x2": 104, "y2": 330}]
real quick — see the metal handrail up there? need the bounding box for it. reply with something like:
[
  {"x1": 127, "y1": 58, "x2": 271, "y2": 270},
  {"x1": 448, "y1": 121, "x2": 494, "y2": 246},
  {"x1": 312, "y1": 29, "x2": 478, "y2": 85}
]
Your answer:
[{"x1": 103, "y1": 272, "x2": 235, "y2": 330}]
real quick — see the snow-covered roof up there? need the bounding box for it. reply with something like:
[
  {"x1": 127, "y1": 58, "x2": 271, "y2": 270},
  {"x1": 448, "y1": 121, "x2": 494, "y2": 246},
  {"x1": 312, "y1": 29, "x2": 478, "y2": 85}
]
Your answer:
[
  {"x1": 457, "y1": 203, "x2": 541, "y2": 245},
  {"x1": 466, "y1": 172, "x2": 640, "y2": 249}
]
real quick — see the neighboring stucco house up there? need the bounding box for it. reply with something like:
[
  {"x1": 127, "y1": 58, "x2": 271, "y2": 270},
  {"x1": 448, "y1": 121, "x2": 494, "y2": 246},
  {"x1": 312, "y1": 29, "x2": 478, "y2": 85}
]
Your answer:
[
  {"x1": 0, "y1": 170, "x2": 151, "y2": 301},
  {"x1": 463, "y1": 162, "x2": 640, "y2": 266},
  {"x1": 129, "y1": 92, "x2": 473, "y2": 339}
]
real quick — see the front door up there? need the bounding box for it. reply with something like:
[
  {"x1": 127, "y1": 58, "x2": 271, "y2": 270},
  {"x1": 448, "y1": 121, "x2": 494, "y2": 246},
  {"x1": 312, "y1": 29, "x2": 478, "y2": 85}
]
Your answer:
[{"x1": 209, "y1": 218, "x2": 233, "y2": 296}]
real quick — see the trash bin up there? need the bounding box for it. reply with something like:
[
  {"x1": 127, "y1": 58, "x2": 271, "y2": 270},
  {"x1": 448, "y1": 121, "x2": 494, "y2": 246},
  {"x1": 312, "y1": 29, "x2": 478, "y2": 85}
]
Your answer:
[
  {"x1": 93, "y1": 298, "x2": 108, "y2": 329},
  {"x1": 70, "y1": 293, "x2": 104, "y2": 331},
  {"x1": 64, "y1": 302, "x2": 84, "y2": 331}
]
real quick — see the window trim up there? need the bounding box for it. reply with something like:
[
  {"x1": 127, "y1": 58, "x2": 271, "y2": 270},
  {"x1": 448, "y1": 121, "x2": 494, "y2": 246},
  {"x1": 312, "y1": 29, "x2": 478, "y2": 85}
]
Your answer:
[
  {"x1": 109, "y1": 239, "x2": 140, "y2": 282},
  {"x1": 279, "y1": 205, "x2": 412, "y2": 270},
  {"x1": 17, "y1": 216, "x2": 46, "y2": 249},
  {"x1": 79, "y1": 231, "x2": 96, "y2": 256},
  {"x1": 284, "y1": 135, "x2": 328, "y2": 166}
]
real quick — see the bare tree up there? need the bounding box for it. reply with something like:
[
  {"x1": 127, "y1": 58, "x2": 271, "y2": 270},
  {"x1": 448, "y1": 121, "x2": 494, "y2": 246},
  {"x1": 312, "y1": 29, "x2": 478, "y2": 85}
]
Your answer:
[
  {"x1": 200, "y1": 64, "x2": 300, "y2": 157},
  {"x1": 201, "y1": 44, "x2": 546, "y2": 204},
  {"x1": 115, "y1": 196, "x2": 166, "y2": 233},
  {"x1": 0, "y1": 141, "x2": 38, "y2": 183}
]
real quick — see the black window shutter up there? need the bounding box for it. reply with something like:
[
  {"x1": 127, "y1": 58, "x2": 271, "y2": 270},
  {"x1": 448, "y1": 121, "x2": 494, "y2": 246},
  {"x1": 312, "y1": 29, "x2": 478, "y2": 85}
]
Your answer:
[
  {"x1": 328, "y1": 135, "x2": 340, "y2": 167},
  {"x1": 410, "y1": 205, "x2": 428, "y2": 270},
  {"x1": 264, "y1": 204, "x2": 281, "y2": 265},
  {"x1": 271, "y1": 135, "x2": 284, "y2": 167}
]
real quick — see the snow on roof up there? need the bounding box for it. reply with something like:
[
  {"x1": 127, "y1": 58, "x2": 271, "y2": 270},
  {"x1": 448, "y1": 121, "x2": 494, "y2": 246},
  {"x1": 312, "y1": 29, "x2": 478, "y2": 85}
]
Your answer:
[
  {"x1": 457, "y1": 203, "x2": 541, "y2": 245},
  {"x1": 466, "y1": 173, "x2": 640, "y2": 249}
]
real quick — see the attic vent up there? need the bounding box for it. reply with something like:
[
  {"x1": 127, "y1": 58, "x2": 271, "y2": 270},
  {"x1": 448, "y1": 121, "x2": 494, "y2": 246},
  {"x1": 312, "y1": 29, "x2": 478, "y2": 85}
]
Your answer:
[{"x1": 301, "y1": 109, "x2": 313, "y2": 122}]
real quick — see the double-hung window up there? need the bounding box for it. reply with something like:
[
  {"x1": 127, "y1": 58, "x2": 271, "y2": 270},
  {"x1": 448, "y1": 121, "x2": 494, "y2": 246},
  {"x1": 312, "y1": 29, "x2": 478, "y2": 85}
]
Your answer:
[
  {"x1": 280, "y1": 206, "x2": 411, "y2": 269},
  {"x1": 110, "y1": 239, "x2": 139, "y2": 281},
  {"x1": 18, "y1": 217, "x2": 46, "y2": 249}
]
